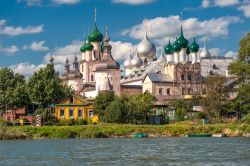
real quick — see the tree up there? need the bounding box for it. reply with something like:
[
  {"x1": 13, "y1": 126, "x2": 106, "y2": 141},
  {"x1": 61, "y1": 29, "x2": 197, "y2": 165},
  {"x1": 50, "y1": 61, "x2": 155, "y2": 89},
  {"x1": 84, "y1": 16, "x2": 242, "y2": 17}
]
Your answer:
[
  {"x1": 127, "y1": 92, "x2": 154, "y2": 124},
  {"x1": 93, "y1": 91, "x2": 115, "y2": 120},
  {"x1": 169, "y1": 99, "x2": 187, "y2": 110},
  {"x1": 202, "y1": 74, "x2": 228, "y2": 119},
  {"x1": 27, "y1": 64, "x2": 71, "y2": 108},
  {"x1": 175, "y1": 108, "x2": 186, "y2": 122},
  {"x1": 104, "y1": 96, "x2": 129, "y2": 123},
  {"x1": 230, "y1": 33, "x2": 250, "y2": 114},
  {"x1": 35, "y1": 108, "x2": 58, "y2": 125},
  {"x1": 0, "y1": 68, "x2": 30, "y2": 113}
]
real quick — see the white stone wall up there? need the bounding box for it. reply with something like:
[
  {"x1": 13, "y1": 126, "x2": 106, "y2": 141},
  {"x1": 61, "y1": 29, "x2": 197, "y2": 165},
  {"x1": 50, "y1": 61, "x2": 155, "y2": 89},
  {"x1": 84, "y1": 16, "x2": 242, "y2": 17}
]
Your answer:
[
  {"x1": 179, "y1": 48, "x2": 186, "y2": 63},
  {"x1": 83, "y1": 90, "x2": 98, "y2": 98},
  {"x1": 191, "y1": 52, "x2": 197, "y2": 64},
  {"x1": 85, "y1": 51, "x2": 92, "y2": 61},
  {"x1": 68, "y1": 79, "x2": 83, "y2": 92},
  {"x1": 95, "y1": 70, "x2": 121, "y2": 96},
  {"x1": 142, "y1": 76, "x2": 153, "y2": 93},
  {"x1": 81, "y1": 52, "x2": 86, "y2": 61},
  {"x1": 91, "y1": 42, "x2": 102, "y2": 60},
  {"x1": 173, "y1": 52, "x2": 179, "y2": 64},
  {"x1": 125, "y1": 68, "x2": 132, "y2": 76},
  {"x1": 166, "y1": 54, "x2": 173, "y2": 63}
]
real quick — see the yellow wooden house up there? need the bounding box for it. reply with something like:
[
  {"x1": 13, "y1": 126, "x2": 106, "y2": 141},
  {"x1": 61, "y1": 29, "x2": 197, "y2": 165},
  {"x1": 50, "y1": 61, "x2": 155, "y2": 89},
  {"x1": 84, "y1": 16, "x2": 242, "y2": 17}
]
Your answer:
[{"x1": 54, "y1": 95, "x2": 98, "y2": 123}]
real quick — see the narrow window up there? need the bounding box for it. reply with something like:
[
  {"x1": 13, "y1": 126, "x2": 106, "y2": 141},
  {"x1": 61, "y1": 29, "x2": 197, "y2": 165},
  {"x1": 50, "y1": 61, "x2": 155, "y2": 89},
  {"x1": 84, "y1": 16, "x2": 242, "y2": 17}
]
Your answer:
[
  {"x1": 88, "y1": 109, "x2": 94, "y2": 118},
  {"x1": 159, "y1": 88, "x2": 163, "y2": 95},
  {"x1": 60, "y1": 109, "x2": 64, "y2": 117},
  {"x1": 69, "y1": 109, "x2": 74, "y2": 118},
  {"x1": 181, "y1": 75, "x2": 185, "y2": 81},
  {"x1": 167, "y1": 88, "x2": 170, "y2": 95},
  {"x1": 70, "y1": 97, "x2": 74, "y2": 103},
  {"x1": 78, "y1": 109, "x2": 82, "y2": 118},
  {"x1": 91, "y1": 75, "x2": 94, "y2": 81},
  {"x1": 188, "y1": 75, "x2": 192, "y2": 81}
]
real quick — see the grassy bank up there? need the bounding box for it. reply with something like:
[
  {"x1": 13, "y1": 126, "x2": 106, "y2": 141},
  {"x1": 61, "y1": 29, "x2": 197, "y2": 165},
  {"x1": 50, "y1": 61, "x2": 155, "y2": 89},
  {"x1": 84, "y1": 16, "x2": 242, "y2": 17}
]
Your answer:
[
  {"x1": 1, "y1": 122, "x2": 250, "y2": 140},
  {"x1": 0, "y1": 122, "x2": 250, "y2": 140}
]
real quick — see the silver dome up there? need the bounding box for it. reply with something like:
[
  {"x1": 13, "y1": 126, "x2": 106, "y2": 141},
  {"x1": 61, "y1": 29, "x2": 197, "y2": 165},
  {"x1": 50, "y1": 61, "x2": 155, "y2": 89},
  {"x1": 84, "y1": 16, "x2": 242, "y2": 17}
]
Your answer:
[
  {"x1": 136, "y1": 33, "x2": 156, "y2": 60},
  {"x1": 200, "y1": 45, "x2": 211, "y2": 58},
  {"x1": 158, "y1": 51, "x2": 166, "y2": 62},
  {"x1": 124, "y1": 53, "x2": 132, "y2": 68},
  {"x1": 131, "y1": 52, "x2": 143, "y2": 67}
]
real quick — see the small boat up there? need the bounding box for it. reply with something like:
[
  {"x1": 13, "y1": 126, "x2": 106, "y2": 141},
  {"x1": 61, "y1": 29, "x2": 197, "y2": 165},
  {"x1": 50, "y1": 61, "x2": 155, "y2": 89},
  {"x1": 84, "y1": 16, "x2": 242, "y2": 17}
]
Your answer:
[
  {"x1": 212, "y1": 133, "x2": 225, "y2": 137},
  {"x1": 186, "y1": 133, "x2": 212, "y2": 137},
  {"x1": 134, "y1": 133, "x2": 148, "y2": 138}
]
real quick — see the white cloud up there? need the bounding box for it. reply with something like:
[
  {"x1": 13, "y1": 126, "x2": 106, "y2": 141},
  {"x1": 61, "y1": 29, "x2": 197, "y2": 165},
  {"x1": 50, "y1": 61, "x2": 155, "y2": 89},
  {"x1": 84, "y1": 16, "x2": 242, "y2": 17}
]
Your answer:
[
  {"x1": 0, "y1": 20, "x2": 6, "y2": 26},
  {"x1": 112, "y1": 0, "x2": 156, "y2": 5},
  {"x1": 23, "y1": 41, "x2": 49, "y2": 51},
  {"x1": 121, "y1": 16, "x2": 241, "y2": 45},
  {"x1": 10, "y1": 63, "x2": 45, "y2": 78},
  {"x1": 209, "y1": 48, "x2": 222, "y2": 56},
  {"x1": 201, "y1": 0, "x2": 240, "y2": 8},
  {"x1": 110, "y1": 41, "x2": 135, "y2": 61},
  {"x1": 43, "y1": 41, "x2": 81, "y2": 65},
  {"x1": 0, "y1": 45, "x2": 19, "y2": 55},
  {"x1": 238, "y1": 5, "x2": 250, "y2": 17},
  {"x1": 0, "y1": 20, "x2": 43, "y2": 36},
  {"x1": 201, "y1": 0, "x2": 210, "y2": 8},
  {"x1": 17, "y1": 0, "x2": 42, "y2": 6},
  {"x1": 52, "y1": 0, "x2": 81, "y2": 5}
]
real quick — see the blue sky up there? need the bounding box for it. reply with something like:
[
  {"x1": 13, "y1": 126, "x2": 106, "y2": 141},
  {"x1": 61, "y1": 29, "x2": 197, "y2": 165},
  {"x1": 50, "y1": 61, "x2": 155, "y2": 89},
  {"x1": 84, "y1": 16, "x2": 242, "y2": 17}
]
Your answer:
[{"x1": 0, "y1": 0, "x2": 249, "y2": 77}]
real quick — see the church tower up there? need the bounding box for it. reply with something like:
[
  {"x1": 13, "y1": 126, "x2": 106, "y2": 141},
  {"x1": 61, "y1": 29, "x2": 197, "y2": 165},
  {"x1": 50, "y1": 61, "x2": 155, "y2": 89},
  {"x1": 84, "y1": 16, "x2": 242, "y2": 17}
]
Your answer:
[{"x1": 93, "y1": 27, "x2": 121, "y2": 96}]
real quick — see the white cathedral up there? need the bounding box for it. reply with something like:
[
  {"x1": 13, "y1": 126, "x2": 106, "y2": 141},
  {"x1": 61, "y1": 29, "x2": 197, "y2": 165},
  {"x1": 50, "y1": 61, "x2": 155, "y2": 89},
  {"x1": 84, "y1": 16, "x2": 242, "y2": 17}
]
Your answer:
[{"x1": 60, "y1": 13, "x2": 235, "y2": 99}]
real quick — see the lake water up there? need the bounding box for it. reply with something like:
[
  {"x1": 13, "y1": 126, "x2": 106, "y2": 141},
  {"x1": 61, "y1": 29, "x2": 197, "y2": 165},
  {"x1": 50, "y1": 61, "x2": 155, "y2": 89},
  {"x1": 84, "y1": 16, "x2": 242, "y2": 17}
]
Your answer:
[{"x1": 0, "y1": 138, "x2": 250, "y2": 166}]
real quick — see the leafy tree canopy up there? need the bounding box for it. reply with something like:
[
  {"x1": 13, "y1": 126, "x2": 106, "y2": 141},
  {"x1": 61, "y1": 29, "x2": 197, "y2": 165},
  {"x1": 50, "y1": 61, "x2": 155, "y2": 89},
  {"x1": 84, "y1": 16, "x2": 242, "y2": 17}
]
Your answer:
[
  {"x1": 230, "y1": 32, "x2": 250, "y2": 114},
  {"x1": 27, "y1": 64, "x2": 72, "y2": 108},
  {"x1": 0, "y1": 68, "x2": 30, "y2": 112}
]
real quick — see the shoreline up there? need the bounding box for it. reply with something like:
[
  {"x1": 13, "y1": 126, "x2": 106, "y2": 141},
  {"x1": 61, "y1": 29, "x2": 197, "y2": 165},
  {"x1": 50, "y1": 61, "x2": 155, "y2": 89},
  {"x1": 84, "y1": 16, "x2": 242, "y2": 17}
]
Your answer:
[{"x1": 1, "y1": 123, "x2": 250, "y2": 140}]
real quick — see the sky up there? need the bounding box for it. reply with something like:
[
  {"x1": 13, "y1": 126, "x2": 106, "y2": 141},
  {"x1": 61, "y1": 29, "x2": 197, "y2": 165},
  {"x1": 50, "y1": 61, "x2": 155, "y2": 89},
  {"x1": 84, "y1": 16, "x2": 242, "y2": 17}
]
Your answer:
[{"x1": 0, "y1": 0, "x2": 249, "y2": 77}]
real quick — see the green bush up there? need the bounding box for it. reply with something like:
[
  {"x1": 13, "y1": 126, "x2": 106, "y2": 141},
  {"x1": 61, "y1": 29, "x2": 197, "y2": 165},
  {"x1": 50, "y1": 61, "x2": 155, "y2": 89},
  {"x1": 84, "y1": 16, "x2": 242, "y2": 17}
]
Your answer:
[
  {"x1": 0, "y1": 119, "x2": 13, "y2": 126},
  {"x1": 77, "y1": 119, "x2": 88, "y2": 125},
  {"x1": 56, "y1": 119, "x2": 89, "y2": 126},
  {"x1": 241, "y1": 114, "x2": 250, "y2": 124},
  {"x1": 35, "y1": 108, "x2": 58, "y2": 126},
  {"x1": 196, "y1": 112, "x2": 207, "y2": 119},
  {"x1": 175, "y1": 108, "x2": 186, "y2": 122}
]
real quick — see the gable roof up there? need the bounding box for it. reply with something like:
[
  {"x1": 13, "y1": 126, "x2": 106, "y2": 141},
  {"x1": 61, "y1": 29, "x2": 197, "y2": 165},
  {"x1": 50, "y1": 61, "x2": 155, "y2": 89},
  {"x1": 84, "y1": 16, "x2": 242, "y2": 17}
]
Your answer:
[
  {"x1": 143, "y1": 73, "x2": 173, "y2": 83},
  {"x1": 55, "y1": 94, "x2": 93, "y2": 107}
]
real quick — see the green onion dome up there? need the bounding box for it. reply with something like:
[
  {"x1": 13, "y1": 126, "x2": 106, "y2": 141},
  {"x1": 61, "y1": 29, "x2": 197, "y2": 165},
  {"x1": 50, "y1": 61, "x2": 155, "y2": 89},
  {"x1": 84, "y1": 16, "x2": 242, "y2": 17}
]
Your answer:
[
  {"x1": 172, "y1": 41, "x2": 181, "y2": 52},
  {"x1": 164, "y1": 39, "x2": 173, "y2": 54},
  {"x1": 177, "y1": 27, "x2": 188, "y2": 48},
  {"x1": 84, "y1": 41, "x2": 94, "y2": 51},
  {"x1": 189, "y1": 38, "x2": 199, "y2": 53},
  {"x1": 80, "y1": 42, "x2": 86, "y2": 52},
  {"x1": 88, "y1": 23, "x2": 103, "y2": 42}
]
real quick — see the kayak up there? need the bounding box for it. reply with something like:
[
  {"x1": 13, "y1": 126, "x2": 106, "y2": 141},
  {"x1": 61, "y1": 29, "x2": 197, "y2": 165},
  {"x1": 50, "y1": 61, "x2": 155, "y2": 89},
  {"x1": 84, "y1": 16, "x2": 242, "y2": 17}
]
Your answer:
[
  {"x1": 134, "y1": 133, "x2": 148, "y2": 138},
  {"x1": 186, "y1": 134, "x2": 212, "y2": 137}
]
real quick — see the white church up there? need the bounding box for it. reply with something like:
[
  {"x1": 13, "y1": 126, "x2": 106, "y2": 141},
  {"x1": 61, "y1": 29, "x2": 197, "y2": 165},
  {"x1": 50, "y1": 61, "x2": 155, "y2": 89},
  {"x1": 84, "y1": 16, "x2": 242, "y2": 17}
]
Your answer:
[{"x1": 59, "y1": 11, "x2": 235, "y2": 99}]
